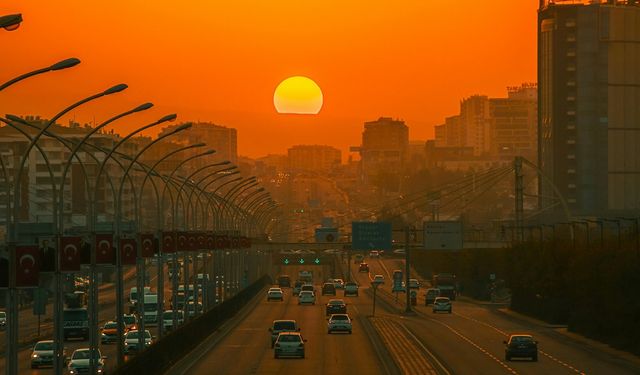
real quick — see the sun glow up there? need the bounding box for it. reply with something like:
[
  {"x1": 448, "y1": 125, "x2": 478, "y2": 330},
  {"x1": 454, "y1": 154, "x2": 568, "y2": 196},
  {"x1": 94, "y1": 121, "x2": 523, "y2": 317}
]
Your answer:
[{"x1": 273, "y1": 76, "x2": 323, "y2": 115}]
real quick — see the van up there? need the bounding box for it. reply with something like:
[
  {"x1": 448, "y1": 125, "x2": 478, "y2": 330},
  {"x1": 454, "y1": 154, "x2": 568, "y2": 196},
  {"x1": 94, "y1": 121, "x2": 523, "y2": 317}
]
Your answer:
[
  {"x1": 129, "y1": 286, "x2": 151, "y2": 313},
  {"x1": 140, "y1": 294, "x2": 160, "y2": 325}
]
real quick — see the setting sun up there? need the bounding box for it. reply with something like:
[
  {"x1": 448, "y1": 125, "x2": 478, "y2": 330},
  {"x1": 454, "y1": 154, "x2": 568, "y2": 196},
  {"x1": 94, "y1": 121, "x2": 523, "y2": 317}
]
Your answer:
[{"x1": 273, "y1": 76, "x2": 323, "y2": 115}]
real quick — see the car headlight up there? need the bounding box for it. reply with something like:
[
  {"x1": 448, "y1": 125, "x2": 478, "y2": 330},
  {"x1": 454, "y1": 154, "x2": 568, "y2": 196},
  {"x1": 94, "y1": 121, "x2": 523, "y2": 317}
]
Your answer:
[{"x1": 32, "y1": 353, "x2": 39, "y2": 358}]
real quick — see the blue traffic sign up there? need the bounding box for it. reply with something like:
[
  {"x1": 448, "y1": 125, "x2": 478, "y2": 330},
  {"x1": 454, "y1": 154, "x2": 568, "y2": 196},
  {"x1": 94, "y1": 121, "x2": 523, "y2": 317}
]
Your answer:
[{"x1": 352, "y1": 221, "x2": 392, "y2": 250}]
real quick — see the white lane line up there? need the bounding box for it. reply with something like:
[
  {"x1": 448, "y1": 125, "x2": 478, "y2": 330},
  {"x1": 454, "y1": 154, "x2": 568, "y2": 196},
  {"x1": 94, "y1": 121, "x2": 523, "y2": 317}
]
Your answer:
[
  {"x1": 399, "y1": 324, "x2": 452, "y2": 375},
  {"x1": 453, "y1": 311, "x2": 586, "y2": 374}
]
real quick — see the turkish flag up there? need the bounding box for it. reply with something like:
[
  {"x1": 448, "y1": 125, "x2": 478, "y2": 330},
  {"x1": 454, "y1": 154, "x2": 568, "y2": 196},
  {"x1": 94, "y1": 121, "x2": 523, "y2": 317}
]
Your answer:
[
  {"x1": 240, "y1": 237, "x2": 251, "y2": 249},
  {"x1": 60, "y1": 236, "x2": 82, "y2": 272},
  {"x1": 187, "y1": 233, "x2": 198, "y2": 252},
  {"x1": 215, "y1": 235, "x2": 226, "y2": 249},
  {"x1": 162, "y1": 231, "x2": 175, "y2": 253},
  {"x1": 177, "y1": 232, "x2": 188, "y2": 251},
  {"x1": 95, "y1": 233, "x2": 114, "y2": 265},
  {"x1": 231, "y1": 236, "x2": 240, "y2": 249},
  {"x1": 140, "y1": 233, "x2": 156, "y2": 258},
  {"x1": 16, "y1": 245, "x2": 40, "y2": 287},
  {"x1": 206, "y1": 234, "x2": 215, "y2": 250},
  {"x1": 120, "y1": 238, "x2": 137, "y2": 265}
]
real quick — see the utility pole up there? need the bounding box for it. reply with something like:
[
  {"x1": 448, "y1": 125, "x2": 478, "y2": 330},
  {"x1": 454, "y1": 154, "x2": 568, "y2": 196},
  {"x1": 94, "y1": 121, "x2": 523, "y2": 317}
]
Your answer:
[
  {"x1": 514, "y1": 157, "x2": 524, "y2": 242},
  {"x1": 404, "y1": 225, "x2": 411, "y2": 313}
]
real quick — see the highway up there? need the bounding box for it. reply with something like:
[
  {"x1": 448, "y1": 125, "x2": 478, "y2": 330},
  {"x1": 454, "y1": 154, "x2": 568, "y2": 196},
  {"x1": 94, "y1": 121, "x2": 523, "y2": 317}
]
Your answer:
[{"x1": 179, "y1": 265, "x2": 386, "y2": 375}]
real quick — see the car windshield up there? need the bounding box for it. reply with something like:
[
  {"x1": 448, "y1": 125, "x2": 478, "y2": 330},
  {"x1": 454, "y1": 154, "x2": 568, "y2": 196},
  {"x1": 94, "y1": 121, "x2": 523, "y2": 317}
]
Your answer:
[
  {"x1": 511, "y1": 336, "x2": 534, "y2": 344},
  {"x1": 34, "y1": 342, "x2": 54, "y2": 351},
  {"x1": 72, "y1": 350, "x2": 100, "y2": 360},
  {"x1": 329, "y1": 300, "x2": 344, "y2": 305},
  {"x1": 63, "y1": 310, "x2": 88, "y2": 320},
  {"x1": 278, "y1": 334, "x2": 301, "y2": 343},
  {"x1": 346, "y1": 283, "x2": 357, "y2": 287},
  {"x1": 331, "y1": 315, "x2": 349, "y2": 320},
  {"x1": 0, "y1": 312, "x2": 6, "y2": 318},
  {"x1": 126, "y1": 331, "x2": 151, "y2": 339},
  {"x1": 269, "y1": 288, "x2": 281, "y2": 292},
  {"x1": 273, "y1": 321, "x2": 296, "y2": 330}
]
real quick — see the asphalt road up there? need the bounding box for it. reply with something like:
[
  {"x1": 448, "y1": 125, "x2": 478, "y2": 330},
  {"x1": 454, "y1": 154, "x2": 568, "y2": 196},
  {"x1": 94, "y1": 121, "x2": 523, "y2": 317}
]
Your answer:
[
  {"x1": 182, "y1": 265, "x2": 386, "y2": 375},
  {"x1": 356, "y1": 255, "x2": 640, "y2": 375}
]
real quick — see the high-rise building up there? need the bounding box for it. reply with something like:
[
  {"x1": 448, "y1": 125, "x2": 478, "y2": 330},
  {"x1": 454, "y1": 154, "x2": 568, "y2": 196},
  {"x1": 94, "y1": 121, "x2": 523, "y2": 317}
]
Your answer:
[
  {"x1": 538, "y1": 0, "x2": 640, "y2": 215},
  {"x1": 287, "y1": 145, "x2": 341, "y2": 173},
  {"x1": 460, "y1": 95, "x2": 491, "y2": 156},
  {"x1": 357, "y1": 117, "x2": 409, "y2": 187},
  {"x1": 490, "y1": 84, "x2": 538, "y2": 161}
]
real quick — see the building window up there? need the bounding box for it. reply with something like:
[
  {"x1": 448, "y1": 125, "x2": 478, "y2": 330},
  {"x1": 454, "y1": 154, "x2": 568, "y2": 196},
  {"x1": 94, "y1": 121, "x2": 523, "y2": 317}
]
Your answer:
[
  {"x1": 566, "y1": 65, "x2": 576, "y2": 72},
  {"x1": 565, "y1": 19, "x2": 576, "y2": 28},
  {"x1": 566, "y1": 35, "x2": 576, "y2": 42},
  {"x1": 568, "y1": 169, "x2": 576, "y2": 174},
  {"x1": 567, "y1": 154, "x2": 575, "y2": 159},
  {"x1": 567, "y1": 140, "x2": 576, "y2": 145},
  {"x1": 567, "y1": 81, "x2": 576, "y2": 87},
  {"x1": 567, "y1": 124, "x2": 576, "y2": 130},
  {"x1": 567, "y1": 110, "x2": 576, "y2": 116},
  {"x1": 566, "y1": 50, "x2": 576, "y2": 57},
  {"x1": 567, "y1": 96, "x2": 575, "y2": 101},
  {"x1": 568, "y1": 198, "x2": 577, "y2": 203}
]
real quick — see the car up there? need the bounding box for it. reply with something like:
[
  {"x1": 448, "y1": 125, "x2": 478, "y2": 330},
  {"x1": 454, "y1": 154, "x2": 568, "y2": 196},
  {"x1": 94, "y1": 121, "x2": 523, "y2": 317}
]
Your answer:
[
  {"x1": 0, "y1": 311, "x2": 6, "y2": 330},
  {"x1": 300, "y1": 284, "x2": 315, "y2": 294},
  {"x1": 409, "y1": 278, "x2": 420, "y2": 289},
  {"x1": 332, "y1": 279, "x2": 345, "y2": 289},
  {"x1": 298, "y1": 291, "x2": 316, "y2": 305},
  {"x1": 327, "y1": 314, "x2": 352, "y2": 334},
  {"x1": 30, "y1": 340, "x2": 64, "y2": 368},
  {"x1": 67, "y1": 348, "x2": 106, "y2": 375},
  {"x1": 269, "y1": 320, "x2": 299, "y2": 347},
  {"x1": 100, "y1": 321, "x2": 119, "y2": 344},
  {"x1": 358, "y1": 263, "x2": 369, "y2": 273},
  {"x1": 393, "y1": 249, "x2": 406, "y2": 255},
  {"x1": 185, "y1": 301, "x2": 203, "y2": 317},
  {"x1": 162, "y1": 310, "x2": 185, "y2": 331},
  {"x1": 425, "y1": 288, "x2": 440, "y2": 305},
  {"x1": 274, "y1": 332, "x2": 306, "y2": 359},
  {"x1": 344, "y1": 282, "x2": 359, "y2": 296},
  {"x1": 325, "y1": 299, "x2": 347, "y2": 315},
  {"x1": 321, "y1": 282, "x2": 336, "y2": 296},
  {"x1": 128, "y1": 286, "x2": 151, "y2": 313},
  {"x1": 277, "y1": 275, "x2": 291, "y2": 288},
  {"x1": 392, "y1": 281, "x2": 406, "y2": 293},
  {"x1": 293, "y1": 281, "x2": 303, "y2": 295},
  {"x1": 432, "y1": 297, "x2": 452, "y2": 313},
  {"x1": 504, "y1": 334, "x2": 538, "y2": 361},
  {"x1": 373, "y1": 274, "x2": 385, "y2": 284},
  {"x1": 369, "y1": 250, "x2": 380, "y2": 258},
  {"x1": 267, "y1": 287, "x2": 284, "y2": 301},
  {"x1": 123, "y1": 330, "x2": 153, "y2": 355}
]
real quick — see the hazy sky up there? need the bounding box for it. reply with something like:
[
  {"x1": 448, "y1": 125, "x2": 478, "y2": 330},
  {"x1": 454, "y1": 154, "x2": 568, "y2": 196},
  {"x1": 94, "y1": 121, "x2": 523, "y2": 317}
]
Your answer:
[{"x1": 0, "y1": 1, "x2": 537, "y2": 158}]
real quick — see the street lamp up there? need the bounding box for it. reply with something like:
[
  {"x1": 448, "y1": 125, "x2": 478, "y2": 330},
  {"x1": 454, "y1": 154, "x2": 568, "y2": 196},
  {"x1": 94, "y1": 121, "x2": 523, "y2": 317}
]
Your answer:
[
  {"x1": 0, "y1": 57, "x2": 80, "y2": 92},
  {"x1": 0, "y1": 13, "x2": 22, "y2": 31}
]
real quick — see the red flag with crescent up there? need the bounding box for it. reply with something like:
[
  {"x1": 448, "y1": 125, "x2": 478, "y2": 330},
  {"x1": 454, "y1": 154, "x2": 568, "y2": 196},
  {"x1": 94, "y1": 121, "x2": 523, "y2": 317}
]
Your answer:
[
  {"x1": 120, "y1": 238, "x2": 137, "y2": 265},
  {"x1": 139, "y1": 233, "x2": 156, "y2": 258},
  {"x1": 95, "y1": 233, "x2": 114, "y2": 265},
  {"x1": 60, "y1": 236, "x2": 82, "y2": 272},
  {"x1": 16, "y1": 245, "x2": 40, "y2": 287},
  {"x1": 231, "y1": 236, "x2": 240, "y2": 249},
  {"x1": 187, "y1": 233, "x2": 198, "y2": 252},
  {"x1": 240, "y1": 237, "x2": 251, "y2": 249},
  {"x1": 177, "y1": 232, "x2": 188, "y2": 251},
  {"x1": 196, "y1": 233, "x2": 206, "y2": 251},
  {"x1": 206, "y1": 234, "x2": 215, "y2": 250},
  {"x1": 215, "y1": 235, "x2": 226, "y2": 249},
  {"x1": 162, "y1": 231, "x2": 176, "y2": 253}
]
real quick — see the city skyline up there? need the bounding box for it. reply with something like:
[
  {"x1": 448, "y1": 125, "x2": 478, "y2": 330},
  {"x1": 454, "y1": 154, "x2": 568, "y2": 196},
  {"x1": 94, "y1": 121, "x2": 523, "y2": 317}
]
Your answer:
[{"x1": 0, "y1": 1, "x2": 537, "y2": 158}]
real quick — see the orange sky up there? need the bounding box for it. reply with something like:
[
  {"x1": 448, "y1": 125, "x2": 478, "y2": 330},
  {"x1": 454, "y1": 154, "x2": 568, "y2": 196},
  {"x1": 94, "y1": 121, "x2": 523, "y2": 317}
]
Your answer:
[{"x1": 0, "y1": 1, "x2": 537, "y2": 159}]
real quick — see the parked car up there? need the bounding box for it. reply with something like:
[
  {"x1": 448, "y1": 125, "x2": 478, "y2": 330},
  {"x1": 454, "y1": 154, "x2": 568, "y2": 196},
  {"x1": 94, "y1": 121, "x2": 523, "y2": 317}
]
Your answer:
[
  {"x1": 298, "y1": 291, "x2": 316, "y2": 305},
  {"x1": 100, "y1": 321, "x2": 119, "y2": 344},
  {"x1": 327, "y1": 314, "x2": 352, "y2": 334},
  {"x1": 31, "y1": 340, "x2": 65, "y2": 368},
  {"x1": 267, "y1": 287, "x2": 284, "y2": 301},
  {"x1": 321, "y1": 282, "x2": 336, "y2": 296},
  {"x1": 358, "y1": 263, "x2": 369, "y2": 273},
  {"x1": 344, "y1": 282, "x2": 359, "y2": 297},
  {"x1": 325, "y1": 299, "x2": 347, "y2": 315},
  {"x1": 504, "y1": 334, "x2": 538, "y2": 361},
  {"x1": 273, "y1": 332, "x2": 306, "y2": 359},
  {"x1": 67, "y1": 348, "x2": 106, "y2": 374},
  {"x1": 269, "y1": 320, "x2": 299, "y2": 347},
  {"x1": 425, "y1": 288, "x2": 440, "y2": 305},
  {"x1": 123, "y1": 330, "x2": 153, "y2": 355},
  {"x1": 432, "y1": 297, "x2": 452, "y2": 314}
]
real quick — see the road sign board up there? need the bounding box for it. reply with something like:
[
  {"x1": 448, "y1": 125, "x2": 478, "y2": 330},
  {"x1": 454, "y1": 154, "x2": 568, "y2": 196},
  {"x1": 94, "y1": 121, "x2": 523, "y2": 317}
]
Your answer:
[
  {"x1": 315, "y1": 227, "x2": 339, "y2": 243},
  {"x1": 423, "y1": 221, "x2": 463, "y2": 250},
  {"x1": 352, "y1": 222, "x2": 392, "y2": 250}
]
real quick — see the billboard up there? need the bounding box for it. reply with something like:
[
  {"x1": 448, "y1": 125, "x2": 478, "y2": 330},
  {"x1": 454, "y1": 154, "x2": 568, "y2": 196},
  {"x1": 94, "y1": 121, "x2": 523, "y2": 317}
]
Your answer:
[
  {"x1": 423, "y1": 221, "x2": 463, "y2": 250},
  {"x1": 352, "y1": 221, "x2": 392, "y2": 250}
]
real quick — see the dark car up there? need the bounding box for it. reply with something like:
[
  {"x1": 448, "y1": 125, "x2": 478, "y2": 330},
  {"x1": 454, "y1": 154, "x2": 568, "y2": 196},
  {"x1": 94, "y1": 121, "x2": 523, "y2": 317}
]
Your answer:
[
  {"x1": 358, "y1": 263, "x2": 369, "y2": 273},
  {"x1": 277, "y1": 275, "x2": 291, "y2": 288},
  {"x1": 325, "y1": 299, "x2": 347, "y2": 315},
  {"x1": 321, "y1": 282, "x2": 336, "y2": 296},
  {"x1": 504, "y1": 334, "x2": 538, "y2": 361}
]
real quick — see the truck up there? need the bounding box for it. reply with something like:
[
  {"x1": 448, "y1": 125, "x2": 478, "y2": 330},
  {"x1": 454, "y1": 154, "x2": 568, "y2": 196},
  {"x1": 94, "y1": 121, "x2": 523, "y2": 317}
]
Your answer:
[
  {"x1": 140, "y1": 294, "x2": 160, "y2": 325},
  {"x1": 432, "y1": 273, "x2": 457, "y2": 300},
  {"x1": 63, "y1": 308, "x2": 89, "y2": 341}
]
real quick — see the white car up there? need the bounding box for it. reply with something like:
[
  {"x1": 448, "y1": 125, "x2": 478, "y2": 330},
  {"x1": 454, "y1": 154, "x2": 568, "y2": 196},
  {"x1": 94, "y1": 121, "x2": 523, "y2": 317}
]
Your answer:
[
  {"x1": 298, "y1": 291, "x2": 316, "y2": 305},
  {"x1": 162, "y1": 310, "x2": 184, "y2": 331},
  {"x1": 67, "y1": 348, "x2": 105, "y2": 375},
  {"x1": 31, "y1": 340, "x2": 64, "y2": 368},
  {"x1": 267, "y1": 287, "x2": 284, "y2": 301},
  {"x1": 369, "y1": 250, "x2": 380, "y2": 258},
  {"x1": 274, "y1": 332, "x2": 306, "y2": 359},
  {"x1": 327, "y1": 314, "x2": 352, "y2": 334},
  {"x1": 432, "y1": 297, "x2": 452, "y2": 314},
  {"x1": 373, "y1": 275, "x2": 385, "y2": 284},
  {"x1": 123, "y1": 330, "x2": 153, "y2": 355}
]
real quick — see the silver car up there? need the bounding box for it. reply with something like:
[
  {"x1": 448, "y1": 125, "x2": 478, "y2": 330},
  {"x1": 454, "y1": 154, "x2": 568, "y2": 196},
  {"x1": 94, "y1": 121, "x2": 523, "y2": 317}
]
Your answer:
[
  {"x1": 327, "y1": 314, "x2": 352, "y2": 334},
  {"x1": 432, "y1": 297, "x2": 452, "y2": 314},
  {"x1": 67, "y1": 348, "x2": 106, "y2": 375},
  {"x1": 123, "y1": 330, "x2": 153, "y2": 355},
  {"x1": 274, "y1": 332, "x2": 306, "y2": 359}
]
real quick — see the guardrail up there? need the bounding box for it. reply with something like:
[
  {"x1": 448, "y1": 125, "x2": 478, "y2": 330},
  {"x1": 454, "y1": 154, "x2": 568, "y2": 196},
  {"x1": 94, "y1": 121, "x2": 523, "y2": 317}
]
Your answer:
[{"x1": 112, "y1": 274, "x2": 271, "y2": 375}]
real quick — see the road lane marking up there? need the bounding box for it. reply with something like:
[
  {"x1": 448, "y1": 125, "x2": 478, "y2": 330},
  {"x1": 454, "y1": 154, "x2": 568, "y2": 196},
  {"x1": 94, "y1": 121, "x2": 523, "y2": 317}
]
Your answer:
[
  {"x1": 399, "y1": 324, "x2": 452, "y2": 375},
  {"x1": 453, "y1": 311, "x2": 586, "y2": 374}
]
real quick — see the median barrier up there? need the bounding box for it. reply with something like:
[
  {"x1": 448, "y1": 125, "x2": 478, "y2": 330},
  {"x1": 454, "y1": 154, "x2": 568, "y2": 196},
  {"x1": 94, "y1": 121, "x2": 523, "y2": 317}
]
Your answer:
[{"x1": 112, "y1": 274, "x2": 271, "y2": 375}]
